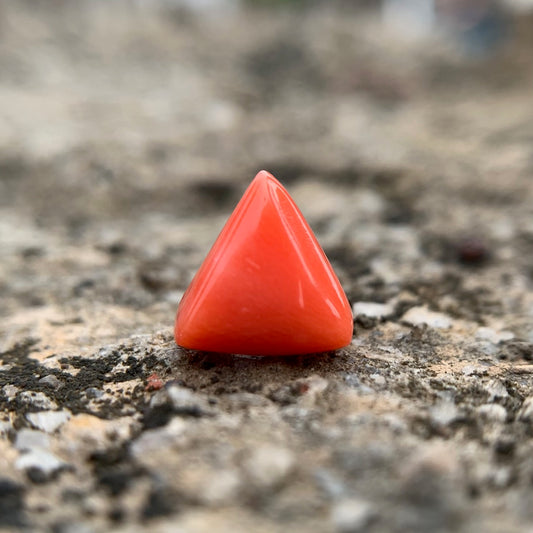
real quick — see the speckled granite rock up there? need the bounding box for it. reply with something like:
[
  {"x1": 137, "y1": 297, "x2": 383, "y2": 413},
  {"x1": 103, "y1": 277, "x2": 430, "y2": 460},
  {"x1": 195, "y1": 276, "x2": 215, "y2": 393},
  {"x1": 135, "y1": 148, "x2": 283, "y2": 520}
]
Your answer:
[{"x1": 1, "y1": 1, "x2": 533, "y2": 532}]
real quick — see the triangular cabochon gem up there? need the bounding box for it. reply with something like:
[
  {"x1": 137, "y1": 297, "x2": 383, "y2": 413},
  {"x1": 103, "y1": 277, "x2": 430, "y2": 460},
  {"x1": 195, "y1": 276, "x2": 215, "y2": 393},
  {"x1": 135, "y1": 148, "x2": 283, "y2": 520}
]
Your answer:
[{"x1": 175, "y1": 170, "x2": 353, "y2": 355}]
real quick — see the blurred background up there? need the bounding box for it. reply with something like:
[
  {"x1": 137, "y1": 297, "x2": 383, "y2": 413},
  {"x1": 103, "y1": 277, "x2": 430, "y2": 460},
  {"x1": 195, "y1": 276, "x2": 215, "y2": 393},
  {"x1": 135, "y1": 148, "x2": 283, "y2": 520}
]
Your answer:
[{"x1": 1, "y1": 0, "x2": 533, "y2": 338}]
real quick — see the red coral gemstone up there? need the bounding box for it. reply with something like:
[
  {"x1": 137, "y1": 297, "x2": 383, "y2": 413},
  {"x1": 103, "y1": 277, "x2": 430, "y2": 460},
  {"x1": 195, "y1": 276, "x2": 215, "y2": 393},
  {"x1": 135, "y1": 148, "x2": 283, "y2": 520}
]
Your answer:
[{"x1": 175, "y1": 170, "x2": 353, "y2": 355}]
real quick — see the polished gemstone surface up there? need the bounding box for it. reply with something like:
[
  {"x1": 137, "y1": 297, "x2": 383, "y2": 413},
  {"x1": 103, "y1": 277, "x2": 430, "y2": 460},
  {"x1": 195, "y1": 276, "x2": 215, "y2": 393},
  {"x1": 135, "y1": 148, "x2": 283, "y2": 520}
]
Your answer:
[{"x1": 175, "y1": 170, "x2": 353, "y2": 355}]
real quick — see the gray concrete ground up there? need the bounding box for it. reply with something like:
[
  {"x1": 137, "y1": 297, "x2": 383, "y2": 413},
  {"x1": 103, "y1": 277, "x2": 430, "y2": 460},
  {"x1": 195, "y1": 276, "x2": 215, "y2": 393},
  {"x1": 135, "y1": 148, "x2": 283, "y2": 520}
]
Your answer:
[{"x1": 1, "y1": 2, "x2": 533, "y2": 531}]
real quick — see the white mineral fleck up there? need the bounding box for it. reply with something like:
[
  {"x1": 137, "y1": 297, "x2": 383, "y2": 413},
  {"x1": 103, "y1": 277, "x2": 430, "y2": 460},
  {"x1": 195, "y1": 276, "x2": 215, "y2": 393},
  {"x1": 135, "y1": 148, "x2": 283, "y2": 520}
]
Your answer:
[
  {"x1": 331, "y1": 498, "x2": 376, "y2": 533},
  {"x1": 15, "y1": 429, "x2": 50, "y2": 451},
  {"x1": 201, "y1": 470, "x2": 241, "y2": 506},
  {"x1": 352, "y1": 301, "x2": 394, "y2": 319},
  {"x1": 476, "y1": 327, "x2": 514, "y2": 343},
  {"x1": 402, "y1": 306, "x2": 452, "y2": 329},
  {"x1": 244, "y1": 445, "x2": 295, "y2": 489},
  {"x1": 430, "y1": 401, "x2": 459, "y2": 427},
  {"x1": 26, "y1": 410, "x2": 71, "y2": 433}
]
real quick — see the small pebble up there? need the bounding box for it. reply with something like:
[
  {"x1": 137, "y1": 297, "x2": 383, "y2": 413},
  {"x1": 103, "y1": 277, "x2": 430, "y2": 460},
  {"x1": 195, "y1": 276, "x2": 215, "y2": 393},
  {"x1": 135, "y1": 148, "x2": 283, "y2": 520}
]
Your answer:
[
  {"x1": 38, "y1": 375, "x2": 62, "y2": 388},
  {"x1": 165, "y1": 384, "x2": 211, "y2": 416},
  {"x1": 489, "y1": 467, "x2": 513, "y2": 489},
  {"x1": 84, "y1": 387, "x2": 104, "y2": 399},
  {"x1": 352, "y1": 301, "x2": 394, "y2": 319},
  {"x1": 331, "y1": 498, "x2": 376, "y2": 533},
  {"x1": 475, "y1": 341, "x2": 499, "y2": 356},
  {"x1": 430, "y1": 401, "x2": 460, "y2": 428},
  {"x1": 201, "y1": 470, "x2": 241, "y2": 506},
  {"x1": 143, "y1": 384, "x2": 213, "y2": 428},
  {"x1": 297, "y1": 375, "x2": 329, "y2": 407},
  {"x1": 402, "y1": 306, "x2": 452, "y2": 329},
  {"x1": 462, "y1": 365, "x2": 486, "y2": 376},
  {"x1": 15, "y1": 429, "x2": 50, "y2": 451},
  {"x1": 131, "y1": 418, "x2": 190, "y2": 460},
  {"x1": 476, "y1": 327, "x2": 514, "y2": 344},
  {"x1": 26, "y1": 410, "x2": 71, "y2": 433},
  {"x1": 244, "y1": 445, "x2": 295, "y2": 489},
  {"x1": 3, "y1": 385, "x2": 19, "y2": 400},
  {"x1": 146, "y1": 373, "x2": 164, "y2": 391},
  {"x1": 17, "y1": 391, "x2": 57, "y2": 411},
  {"x1": 16, "y1": 449, "x2": 68, "y2": 482}
]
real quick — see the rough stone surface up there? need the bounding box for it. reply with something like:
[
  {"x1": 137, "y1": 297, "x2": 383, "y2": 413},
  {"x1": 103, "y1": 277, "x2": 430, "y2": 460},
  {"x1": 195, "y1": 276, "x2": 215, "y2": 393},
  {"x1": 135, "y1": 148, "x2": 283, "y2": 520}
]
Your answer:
[{"x1": 2, "y1": 1, "x2": 533, "y2": 532}]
